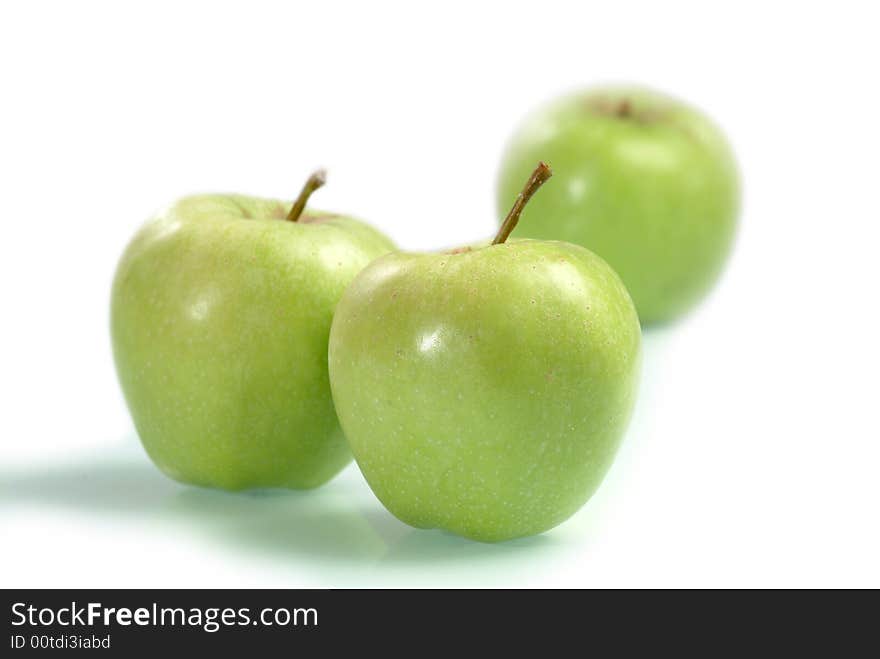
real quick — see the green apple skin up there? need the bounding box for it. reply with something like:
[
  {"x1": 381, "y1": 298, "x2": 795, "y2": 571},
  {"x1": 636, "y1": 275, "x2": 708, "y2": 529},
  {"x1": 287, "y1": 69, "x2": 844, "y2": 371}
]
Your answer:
[
  {"x1": 497, "y1": 86, "x2": 740, "y2": 324},
  {"x1": 111, "y1": 194, "x2": 394, "y2": 490},
  {"x1": 328, "y1": 240, "x2": 641, "y2": 542}
]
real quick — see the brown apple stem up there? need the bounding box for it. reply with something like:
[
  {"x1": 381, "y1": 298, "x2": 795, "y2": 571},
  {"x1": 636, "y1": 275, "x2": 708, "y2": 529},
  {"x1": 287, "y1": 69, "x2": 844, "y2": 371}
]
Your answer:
[
  {"x1": 492, "y1": 161, "x2": 553, "y2": 245},
  {"x1": 286, "y1": 169, "x2": 327, "y2": 222}
]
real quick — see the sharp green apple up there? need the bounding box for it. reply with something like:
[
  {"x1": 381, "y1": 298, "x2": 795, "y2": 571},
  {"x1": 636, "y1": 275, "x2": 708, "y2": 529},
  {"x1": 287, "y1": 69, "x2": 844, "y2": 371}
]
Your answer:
[
  {"x1": 497, "y1": 85, "x2": 740, "y2": 324},
  {"x1": 329, "y1": 163, "x2": 641, "y2": 542},
  {"x1": 111, "y1": 171, "x2": 394, "y2": 490}
]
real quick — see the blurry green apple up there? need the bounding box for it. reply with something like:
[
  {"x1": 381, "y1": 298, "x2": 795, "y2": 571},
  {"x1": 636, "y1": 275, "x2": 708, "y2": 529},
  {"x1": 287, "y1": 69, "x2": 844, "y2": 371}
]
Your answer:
[
  {"x1": 111, "y1": 171, "x2": 394, "y2": 490},
  {"x1": 497, "y1": 85, "x2": 740, "y2": 324},
  {"x1": 329, "y1": 163, "x2": 641, "y2": 542}
]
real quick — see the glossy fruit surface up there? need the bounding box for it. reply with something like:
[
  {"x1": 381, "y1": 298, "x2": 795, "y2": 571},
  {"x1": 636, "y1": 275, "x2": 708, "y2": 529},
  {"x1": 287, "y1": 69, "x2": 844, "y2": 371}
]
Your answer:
[
  {"x1": 330, "y1": 164, "x2": 641, "y2": 540},
  {"x1": 112, "y1": 186, "x2": 394, "y2": 490}
]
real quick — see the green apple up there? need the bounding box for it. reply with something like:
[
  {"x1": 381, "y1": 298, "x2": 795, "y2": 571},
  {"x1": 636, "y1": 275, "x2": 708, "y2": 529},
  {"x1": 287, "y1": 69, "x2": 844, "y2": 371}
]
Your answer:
[
  {"x1": 497, "y1": 85, "x2": 740, "y2": 324},
  {"x1": 111, "y1": 171, "x2": 394, "y2": 490},
  {"x1": 329, "y1": 163, "x2": 641, "y2": 542}
]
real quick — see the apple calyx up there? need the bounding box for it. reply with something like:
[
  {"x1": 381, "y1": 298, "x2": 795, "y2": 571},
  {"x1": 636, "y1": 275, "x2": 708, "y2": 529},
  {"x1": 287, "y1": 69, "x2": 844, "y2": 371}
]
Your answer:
[
  {"x1": 286, "y1": 169, "x2": 327, "y2": 222},
  {"x1": 492, "y1": 161, "x2": 553, "y2": 245},
  {"x1": 587, "y1": 95, "x2": 659, "y2": 123}
]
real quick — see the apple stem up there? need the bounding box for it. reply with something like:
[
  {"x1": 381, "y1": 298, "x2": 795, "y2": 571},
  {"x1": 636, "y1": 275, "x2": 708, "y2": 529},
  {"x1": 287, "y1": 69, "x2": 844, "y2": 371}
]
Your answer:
[
  {"x1": 286, "y1": 169, "x2": 327, "y2": 222},
  {"x1": 492, "y1": 161, "x2": 553, "y2": 245}
]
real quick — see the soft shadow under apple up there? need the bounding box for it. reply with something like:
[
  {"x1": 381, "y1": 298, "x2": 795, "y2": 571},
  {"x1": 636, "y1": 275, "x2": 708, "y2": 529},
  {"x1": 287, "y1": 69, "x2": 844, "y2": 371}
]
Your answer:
[{"x1": 0, "y1": 445, "x2": 557, "y2": 568}]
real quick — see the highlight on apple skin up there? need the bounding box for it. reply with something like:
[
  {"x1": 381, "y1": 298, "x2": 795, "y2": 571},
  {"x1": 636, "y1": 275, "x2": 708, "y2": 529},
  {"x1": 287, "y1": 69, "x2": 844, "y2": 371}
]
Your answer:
[
  {"x1": 497, "y1": 85, "x2": 741, "y2": 325},
  {"x1": 111, "y1": 172, "x2": 395, "y2": 491},
  {"x1": 328, "y1": 163, "x2": 642, "y2": 542}
]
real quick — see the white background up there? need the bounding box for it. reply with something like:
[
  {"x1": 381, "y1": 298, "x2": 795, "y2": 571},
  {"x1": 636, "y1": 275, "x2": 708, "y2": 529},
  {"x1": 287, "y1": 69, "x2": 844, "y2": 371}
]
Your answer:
[{"x1": 2, "y1": 1, "x2": 878, "y2": 588}]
